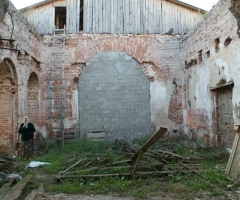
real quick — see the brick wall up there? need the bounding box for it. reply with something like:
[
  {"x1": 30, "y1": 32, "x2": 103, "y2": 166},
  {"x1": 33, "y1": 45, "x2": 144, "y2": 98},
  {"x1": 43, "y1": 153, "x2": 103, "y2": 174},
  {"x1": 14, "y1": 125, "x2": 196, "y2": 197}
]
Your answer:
[
  {"x1": 182, "y1": 0, "x2": 240, "y2": 146},
  {"x1": 42, "y1": 34, "x2": 184, "y2": 137},
  {"x1": 0, "y1": 1, "x2": 43, "y2": 153},
  {"x1": 78, "y1": 51, "x2": 151, "y2": 140}
]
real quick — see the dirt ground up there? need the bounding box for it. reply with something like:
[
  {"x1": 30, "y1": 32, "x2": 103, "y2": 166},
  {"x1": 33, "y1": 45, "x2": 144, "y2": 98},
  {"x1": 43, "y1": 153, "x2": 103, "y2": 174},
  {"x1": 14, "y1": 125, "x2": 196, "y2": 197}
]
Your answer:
[
  {"x1": 45, "y1": 193, "x2": 173, "y2": 200},
  {"x1": 44, "y1": 192, "x2": 239, "y2": 200}
]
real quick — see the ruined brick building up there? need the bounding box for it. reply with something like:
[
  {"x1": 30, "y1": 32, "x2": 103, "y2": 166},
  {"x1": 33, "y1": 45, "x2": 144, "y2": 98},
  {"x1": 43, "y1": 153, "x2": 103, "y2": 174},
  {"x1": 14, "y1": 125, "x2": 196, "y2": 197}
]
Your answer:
[{"x1": 0, "y1": 0, "x2": 239, "y2": 154}]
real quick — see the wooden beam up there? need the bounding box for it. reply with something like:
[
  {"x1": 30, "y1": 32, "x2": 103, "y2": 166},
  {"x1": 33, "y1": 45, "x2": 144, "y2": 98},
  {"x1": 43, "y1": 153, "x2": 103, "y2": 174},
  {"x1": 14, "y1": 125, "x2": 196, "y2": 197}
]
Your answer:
[
  {"x1": 0, "y1": 179, "x2": 15, "y2": 199},
  {"x1": 132, "y1": 150, "x2": 143, "y2": 178},
  {"x1": 2, "y1": 174, "x2": 32, "y2": 200},
  {"x1": 131, "y1": 127, "x2": 168, "y2": 161}
]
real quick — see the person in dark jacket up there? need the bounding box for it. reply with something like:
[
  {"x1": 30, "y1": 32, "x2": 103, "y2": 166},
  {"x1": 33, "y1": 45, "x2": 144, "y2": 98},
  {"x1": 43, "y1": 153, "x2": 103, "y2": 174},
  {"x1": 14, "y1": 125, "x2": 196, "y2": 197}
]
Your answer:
[{"x1": 17, "y1": 116, "x2": 36, "y2": 158}]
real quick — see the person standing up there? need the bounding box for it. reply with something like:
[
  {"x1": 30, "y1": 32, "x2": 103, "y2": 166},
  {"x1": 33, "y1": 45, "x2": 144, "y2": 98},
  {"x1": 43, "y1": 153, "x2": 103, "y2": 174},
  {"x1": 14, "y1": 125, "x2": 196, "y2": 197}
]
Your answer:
[{"x1": 17, "y1": 116, "x2": 37, "y2": 158}]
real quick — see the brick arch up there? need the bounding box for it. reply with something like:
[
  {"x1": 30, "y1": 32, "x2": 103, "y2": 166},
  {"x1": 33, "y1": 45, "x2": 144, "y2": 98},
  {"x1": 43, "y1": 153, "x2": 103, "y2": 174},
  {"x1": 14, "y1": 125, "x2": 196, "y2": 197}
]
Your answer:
[
  {"x1": 0, "y1": 58, "x2": 18, "y2": 154},
  {"x1": 27, "y1": 72, "x2": 39, "y2": 124},
  {"x1": 74, "y1": 35, "x2": 152, "y2": 66},
  {"x1": 73, "y1": 36, "x2": 172, "y2": 83}
]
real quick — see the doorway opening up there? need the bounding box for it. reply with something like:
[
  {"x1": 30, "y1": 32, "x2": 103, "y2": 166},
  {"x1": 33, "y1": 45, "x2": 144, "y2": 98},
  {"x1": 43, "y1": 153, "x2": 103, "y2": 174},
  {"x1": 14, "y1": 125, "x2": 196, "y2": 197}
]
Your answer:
[{"x1": 55, "y1": 7, "x2": 66, "y2": 29}]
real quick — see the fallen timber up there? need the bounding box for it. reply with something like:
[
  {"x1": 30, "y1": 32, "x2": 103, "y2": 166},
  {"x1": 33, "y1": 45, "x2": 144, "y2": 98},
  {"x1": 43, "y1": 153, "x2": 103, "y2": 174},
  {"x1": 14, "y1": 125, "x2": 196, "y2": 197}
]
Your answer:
[{"x1": 55, "y1": 127, "x2": 202, "y2": 180}]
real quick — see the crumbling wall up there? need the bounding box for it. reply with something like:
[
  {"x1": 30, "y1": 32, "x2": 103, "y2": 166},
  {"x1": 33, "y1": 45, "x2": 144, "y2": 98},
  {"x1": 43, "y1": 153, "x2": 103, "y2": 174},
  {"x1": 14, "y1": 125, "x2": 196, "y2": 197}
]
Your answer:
[
  {"x1": 42, "y1": 34, "x2": 183, "y2": 139},
  {"x1": 0, "y1": 1, "x2": 43, "y2": 153},
  {"x1": 183, "y1": 0, "x2": 239, "y2": 146}
]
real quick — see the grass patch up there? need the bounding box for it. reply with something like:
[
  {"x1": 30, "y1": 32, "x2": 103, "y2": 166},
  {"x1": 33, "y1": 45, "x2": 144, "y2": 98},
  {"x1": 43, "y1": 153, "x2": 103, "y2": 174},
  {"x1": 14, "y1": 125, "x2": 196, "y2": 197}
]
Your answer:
[{"x1": 16, "y1": 137, "x2": 238, "y2": 199}]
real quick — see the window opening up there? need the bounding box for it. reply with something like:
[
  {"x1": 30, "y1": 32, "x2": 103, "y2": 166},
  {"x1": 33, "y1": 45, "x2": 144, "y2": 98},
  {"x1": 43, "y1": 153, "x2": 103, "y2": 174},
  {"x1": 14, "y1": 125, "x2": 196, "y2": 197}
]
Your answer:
[
  {"x1": 215, "y1": 38, "x2": 220, "y2": 53},
  {"x1": 55, "y1": 7, "x2": 66, "y2": 29},
  {"x1": 79, "y1": 1, "x2": 84, "y2": 31}
]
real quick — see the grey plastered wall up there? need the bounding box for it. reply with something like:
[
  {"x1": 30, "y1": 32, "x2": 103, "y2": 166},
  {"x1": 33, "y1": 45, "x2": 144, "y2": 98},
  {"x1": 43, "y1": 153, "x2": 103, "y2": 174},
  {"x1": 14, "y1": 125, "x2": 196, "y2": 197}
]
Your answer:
[{"x1": 78, "y1": 51, "x2": 151, "y2": 141}]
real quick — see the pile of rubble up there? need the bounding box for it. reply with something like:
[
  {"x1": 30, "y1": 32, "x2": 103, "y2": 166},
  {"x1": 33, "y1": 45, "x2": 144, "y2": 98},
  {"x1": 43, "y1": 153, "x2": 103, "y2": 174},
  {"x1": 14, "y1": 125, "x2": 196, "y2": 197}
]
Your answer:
[{"x1": 55, "y1": 128, "x2": 202, "y2": 181}]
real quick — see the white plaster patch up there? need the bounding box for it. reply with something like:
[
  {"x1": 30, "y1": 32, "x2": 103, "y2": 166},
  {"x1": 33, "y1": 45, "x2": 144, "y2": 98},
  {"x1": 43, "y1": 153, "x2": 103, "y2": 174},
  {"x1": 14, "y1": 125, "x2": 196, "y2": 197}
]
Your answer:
[
  {"x1": 39, "y1": 126, "x2": 47, "y2": 138},
  {"x1": 215, "y1": 58, "x2": 231, "y2": 81},
  {"x1": 71, "y1": 89, "x2": 78, "y2": 119},
  {"x1": 150, "y1": 82, "x2": 174, "y2": 129}
]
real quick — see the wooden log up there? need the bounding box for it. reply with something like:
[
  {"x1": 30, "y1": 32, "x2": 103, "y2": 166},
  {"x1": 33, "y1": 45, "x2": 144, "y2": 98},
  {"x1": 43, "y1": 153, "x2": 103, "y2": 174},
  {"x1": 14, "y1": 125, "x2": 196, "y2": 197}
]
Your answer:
[
  {"x1": 132, "y1": 150, "x2": 143, "y2": 178},
  {"x1": 131, "y1": 127, "x2": 167, "y2": 161},
  {"x1": 57, "y1": 170, "x2": 179, "y2": 179},
  {"x1": 66, "y1": 163, "x2": 164, "y2": 174},
  {"x1": 177, "y1": 162, "x2": 203, "y2": 176},
  {"x1": 60, "y1": 159, "x2": 82, "y2": 175},
  {"x1": 2, "y1": 174, "x2": 32, "y2": 200}
]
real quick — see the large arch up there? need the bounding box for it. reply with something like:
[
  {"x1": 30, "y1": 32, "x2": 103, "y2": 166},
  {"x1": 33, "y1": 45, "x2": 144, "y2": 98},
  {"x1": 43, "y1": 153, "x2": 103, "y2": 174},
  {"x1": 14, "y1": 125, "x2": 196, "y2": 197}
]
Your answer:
[
  {"x1": 78, "y1": 51, "x2": 151, "y2": 141},
  {"x1": 27, "y1": 72, "x2": 39, "y2": 125},
  {"x1": 0, "y1": 59, "x2": 18, "y2": 153}
]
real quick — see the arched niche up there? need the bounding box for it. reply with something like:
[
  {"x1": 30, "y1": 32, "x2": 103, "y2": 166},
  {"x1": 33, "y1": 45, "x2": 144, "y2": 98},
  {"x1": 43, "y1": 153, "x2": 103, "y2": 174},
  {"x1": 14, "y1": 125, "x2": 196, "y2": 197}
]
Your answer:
[
  {"x1": 27, "y1": 72, "x2": 39, "y2": 124},
  {"x1": 0, "y1": 58, "x2": 18, "y2": 153},
  {"x1": 78, "y1": 51, "x2": 151, "y2": 141}
]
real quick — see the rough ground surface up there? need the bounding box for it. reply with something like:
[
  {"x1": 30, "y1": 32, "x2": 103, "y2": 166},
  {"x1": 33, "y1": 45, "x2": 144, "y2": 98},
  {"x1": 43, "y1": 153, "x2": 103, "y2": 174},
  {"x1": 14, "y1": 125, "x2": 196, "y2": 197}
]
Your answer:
[
  {"x1": 45, "y1": 193, "x2": 239, "y2": 200},
  {"x1": 45, "y1": 193, "x2": 173, "y2": 200}
]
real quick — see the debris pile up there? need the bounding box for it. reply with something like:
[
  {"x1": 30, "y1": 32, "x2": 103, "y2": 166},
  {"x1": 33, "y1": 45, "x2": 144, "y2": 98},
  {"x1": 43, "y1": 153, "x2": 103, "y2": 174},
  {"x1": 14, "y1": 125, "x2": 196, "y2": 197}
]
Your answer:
[
  {"x1": 0, "y1": 155, "x2": 15, "y2": 174},
  {"x1": 55, "y1": 128, "x2": 202, "y2": 181}
]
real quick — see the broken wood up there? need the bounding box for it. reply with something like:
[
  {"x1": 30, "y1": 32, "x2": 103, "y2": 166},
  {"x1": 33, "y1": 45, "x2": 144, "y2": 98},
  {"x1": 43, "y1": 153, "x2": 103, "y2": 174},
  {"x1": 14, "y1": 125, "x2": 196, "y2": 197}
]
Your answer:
[
  {"x1": 0, "y1": 178, "x2": 15, "y2": 199},
  {"x1": 2, "y1": 174, "x2": 32, "y2": 200},
  {"x1": 60, "y1": 159, "x2": 82, "y2": 175},
  {"x1": 132, "y1": 150, "x2": 143, "y2": 178},
  {"x1": 131, "y1": 127, "x2": 167, "y2": 161},
  {"x1": 177, "y1": 162, "x2": 203, "y2": 176},
  {"x1": 57, "y1": 170, "x2": 203, "y2": 179},
  {"x1": 34, "y1": 183, "x2": 44, "y2": 200},
  {"x1": 24, "y1": 190, "x2": 37, "y2": 200}
]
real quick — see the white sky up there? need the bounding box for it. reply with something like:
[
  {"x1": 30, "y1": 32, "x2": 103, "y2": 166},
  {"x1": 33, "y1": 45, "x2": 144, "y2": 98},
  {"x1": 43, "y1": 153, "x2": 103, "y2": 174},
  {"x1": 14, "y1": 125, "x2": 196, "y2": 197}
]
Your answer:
[{"x1": 10, "y1": 0, "x2": 219, "y2": 11}]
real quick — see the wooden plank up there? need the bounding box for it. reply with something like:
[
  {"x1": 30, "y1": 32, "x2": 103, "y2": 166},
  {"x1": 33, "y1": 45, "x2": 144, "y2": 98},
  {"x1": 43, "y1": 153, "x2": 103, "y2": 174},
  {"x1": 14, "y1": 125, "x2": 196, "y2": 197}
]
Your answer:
[
  {"x1": 125, "y1": 0, "x2": 130, "y2": 33},
  {"x1": 106, "y1": 0, "x2": 110, "y2": 33},
  {"x1": 72, "y1": 0, "x2": 77, "y2": 33},
  {"x1": 2, "y1": 174, "x2": 32, "y2": 200},
  {"x1": 53, "y1": 1, "x2": 67, "y2": 6},
  {"x1": 57, "y1": 170, "x2": 194, "y2": 179},
  {"x1": 149, "y1": 0, "x2": 154, "y2": 33},
  {"x1": 60, "y1": 159, "x2": 82, "y2": 175},
  {"x1": 132, "y1": 150, "x2": 143, "y2": 178},
  {"x1": 139, "y1": 0, "x2": 144, "y2": 33},
  {"x1": 66, "y1": 0, "x2": 70, "y2": 33},
  {"x1": 131, "y1": 0, "x2": 136, "y2": 34},
  {"x1": 107, "y1": 0, "x2": 111, "y2": 33},
  {"x1": 76, "y1": 0, "x2": 80, "y2": 33},
  {"x1": 135, "y1": 0, "x2": 140, "y2": 33},
  {"x1": 32, "y1": 183, "x2": 44, "y2": 200},
  {"x1": 66, "y1": 163, "x2": 164, "y2": 174},
  {"x1": 110, "y1": 0, "x2": 114, "y2": 33},
  {"x1": 89, "y1": 0, "x2": 93, "y2": 33},
  {"x1": 131, "y1": 127, "x2": 168, "y2": 161},
  {"x1": 86, "y1": 132, "x2": 106, "y2": 139},
  {"x1": 225, "y1": 133, "x2": 240, "y2": 178},
  {"x1": 98, "y1": 0, "x2": 103, "y2": 33},
  {"x1": 156, "y1": 0, "x2": 161, "y2": 33},
  {"x1": 83, "y1": 0, "x2": 88, "y2": 32},
  {"x1": 94, "y1": 0, "x2": 98, "y2": 33},
  {"x1": 51, "y1": 3, "x2": 55, "y2": 33},
  {"x1": 0, "y1": 179, "x2": 15, "y2": 199},
  {"x1": 145, "y1": 0, "x2": 149, "y2": 33},
  {"x1": 24, "y1": 190, "x2": 37, "y2": 200},
  {"x1": 163, "y1": 0, "x2": 167, "y2": 34},
  {"x1": 102, "y1": 0, "x2": 105, "y2": 32},
  {"x1": 123, "y1": 0, "x2": 127, "y2": 34},
  {"x1": 129, "y1": 0, "x2": 134, "y2": 33},
  {"x1": 118, "y1": 0, "x2": 124, "y2": 33}
]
